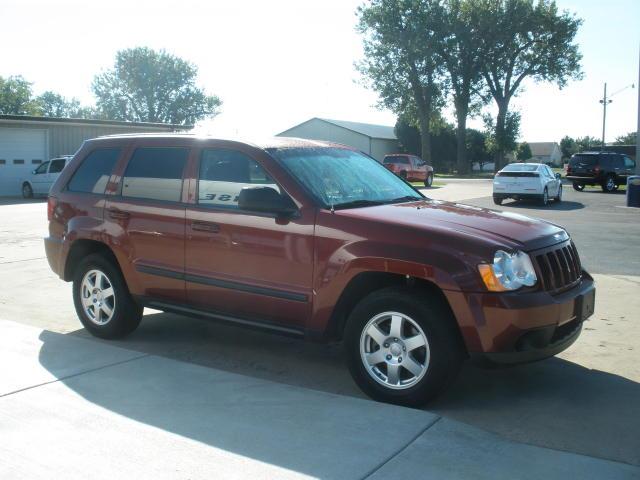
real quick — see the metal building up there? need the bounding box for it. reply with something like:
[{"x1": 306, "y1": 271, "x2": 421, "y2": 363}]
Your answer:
[
  {"x1": 0, "y1": 115, "x2": 191, "y2": 196},
  {"x1": 276, "y1": 118, "x2": 399, "y2": 162}
]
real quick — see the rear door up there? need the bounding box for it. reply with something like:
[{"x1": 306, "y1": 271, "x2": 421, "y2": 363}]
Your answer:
[{"x1": 105, "y1": 146, "x2": 189, "y2": 303}]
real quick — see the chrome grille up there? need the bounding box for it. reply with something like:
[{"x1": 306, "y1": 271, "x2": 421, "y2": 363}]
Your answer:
[{"x1": 532, "y1": 241, "x2": 582, "y2": 294}]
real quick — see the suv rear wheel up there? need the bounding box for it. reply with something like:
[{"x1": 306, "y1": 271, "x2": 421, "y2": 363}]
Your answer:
[
  {"x1": 602, "y1": 175, "x2": 617, "y2": 193},
  {"x1": 344, "y1": 286, "x2": 463, "y2": 406},
  {"x1": 72, "y1": 254, "x2": 142, "y2": 339}
]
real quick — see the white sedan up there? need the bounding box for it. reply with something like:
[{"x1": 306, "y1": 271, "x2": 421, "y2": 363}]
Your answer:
[{"x1": 493, "y1": 163, "x2": 562, "y2": 206}]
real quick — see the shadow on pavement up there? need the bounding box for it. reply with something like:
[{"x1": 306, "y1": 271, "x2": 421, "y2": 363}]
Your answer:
[
  {"x1": 499, "y1": 199, "x2": 585, "y2": 211},
  {"x1": 0, "y1": 196, "x2": 47, "y2": 206},
  {"x1": 44, "y1": 311, "x2": 640, "y2": 467}
]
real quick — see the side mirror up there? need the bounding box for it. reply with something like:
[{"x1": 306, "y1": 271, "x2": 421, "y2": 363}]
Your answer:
[
  {"x1": 555, "y1": 173, "x2": 561, "y2": 179},
  {"x1": 238, "y1": 186, "x2": 297, "y2": 217}
]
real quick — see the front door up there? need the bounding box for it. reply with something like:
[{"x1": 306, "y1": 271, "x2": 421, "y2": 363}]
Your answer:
[
  {"x1": 31, "y1": 161, "x2": 49, "y2": 194},
  {"x1": 105, "y1": 146, "x2": 189, "y2": 303},
  {"x1": 185, "y1": 147, "x2": 314, "y2": 331}
]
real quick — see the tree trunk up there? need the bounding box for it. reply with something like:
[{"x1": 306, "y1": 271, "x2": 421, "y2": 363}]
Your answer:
[
  {"x1": 419, "y1": 116, "x2": 432, "y2": 165},
  {"x1": 494, "y1": 100, "x2": 508, "y2": 172},
  {"x1": 455, "y1": 103, "x2": 468, "y2": 174}
]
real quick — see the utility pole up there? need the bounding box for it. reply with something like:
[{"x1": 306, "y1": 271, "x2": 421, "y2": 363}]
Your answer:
[{"x1": 599, "y1": 82, "x2": 612, "y2": 150}]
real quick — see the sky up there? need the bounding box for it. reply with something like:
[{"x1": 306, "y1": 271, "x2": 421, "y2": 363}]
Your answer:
[{"x1": 1, "y1": 0, "x2": 638, "y2": 144}]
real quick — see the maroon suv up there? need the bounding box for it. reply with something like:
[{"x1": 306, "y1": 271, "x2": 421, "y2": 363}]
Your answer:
[{"x1": 45, "y1": 135, "x2": 595, "y2": 406}]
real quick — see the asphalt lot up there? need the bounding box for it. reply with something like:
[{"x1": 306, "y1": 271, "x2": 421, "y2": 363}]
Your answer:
[{"x1": 0, "y1": 181, "x2": 639, "y2": 472}]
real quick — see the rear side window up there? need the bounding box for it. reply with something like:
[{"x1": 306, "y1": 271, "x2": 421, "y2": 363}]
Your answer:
[
  {"x1": 122, "y1": 147, "x2": 188, "y2": 202},
  {"x1": 624, "y1": 156, "x2": 635, "y2": 169},
  {"x1": 384, "y1": 156, "x2": 410, "y2": 165},
  {"x1": 570, "y1": 155, "x2": 597, "y2": 167},
  {"x1": 198, "y1": 149, "x2": 280, "y2": 208},
  {"x1": 67, "y1": 149, "x2": 120, "y2": 194},
  {"x1": 49, "y1": 159, "x2": 66, "y2": 174}
]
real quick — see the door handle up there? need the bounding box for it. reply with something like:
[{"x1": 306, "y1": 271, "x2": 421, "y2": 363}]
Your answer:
[
  {"x1": 107, "y1": 208, "x2": 130, "y2": 220},
  {"x1": 191, "y1": 220, "x2": 220, "y2": 233}
]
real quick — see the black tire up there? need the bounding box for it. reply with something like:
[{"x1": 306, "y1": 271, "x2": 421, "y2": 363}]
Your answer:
[
  {"x1": 400, "y1": 171, "x2": 408, "y2": 180},
  {"x1": 22, "y1": 182, "x2": 33, "y2": 199},
  {"x1": 493, "y1": 195, "x2": 503, "y2": 205},
  {"x1": 424, "y1": 173, "x2": 433, "y2": 188},
  {"x1": 555, "y1": 184, "x2": 563, "y2": 202},
  {"x1": 72, "y1": 253, "x2": 143, "y2": 339},
  {"x1": 344, "y1": 286, "x2": 464, "y2": 407},
  {"x1": 541, "y1": 187, "x2": 549, "y2": 206},
  {"x1": 601, "y1": 175, "x2": 616, "y2": 193},
  {"x1": 572, "y1": 182, "x2": 584, "y2": 191}
]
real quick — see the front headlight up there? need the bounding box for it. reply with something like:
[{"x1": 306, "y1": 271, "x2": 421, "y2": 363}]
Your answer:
[{"x1": 478, "y1": 250, "x2": 537, "y2": 292}]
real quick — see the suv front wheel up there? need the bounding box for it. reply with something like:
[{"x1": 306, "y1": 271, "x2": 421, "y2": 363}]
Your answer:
[
  {"x1": 72, "y1": 254, "x2": 143, "y2": 339},
  {"x1": 344, "y1": 286, "x2": 463, "y2": 406}
]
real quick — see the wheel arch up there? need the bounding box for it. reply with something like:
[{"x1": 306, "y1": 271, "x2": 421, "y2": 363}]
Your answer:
[
  {"x1": 63, "y1": 239, "x2": 121, "y2": 281},
  {"x1": 325, "y1": 271, "x2": 465, "y2": 353}
]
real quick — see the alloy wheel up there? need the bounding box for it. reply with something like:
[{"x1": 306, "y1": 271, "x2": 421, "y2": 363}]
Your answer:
[
  {"x1": 359, "y1": 312, "x2": 430, "y2": 390},
  {"x1": 80, "y1": 269, "x2": 116, "y2": 325}
]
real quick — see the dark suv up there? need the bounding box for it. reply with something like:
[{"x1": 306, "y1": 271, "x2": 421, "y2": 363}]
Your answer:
[
  {"x1": 566, "y1": 152, "x2": 636, "y2": 192},
  {"x1": 45, "y1": 134, "x2": 595, "y2": 406}
]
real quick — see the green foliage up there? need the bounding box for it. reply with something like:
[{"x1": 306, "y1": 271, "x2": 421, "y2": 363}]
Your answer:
[
  {"x1": 614, "y1": 131, "x2": 637, "y2": 145},
  {"x1": 395, "y1": 115, "x2": 421, "y2": 155},
  {"x1": 560, "y1": 135, "x2": 578, "y2": 158},
  {"x1": 36, "y1": 91, "x2": 84, "y2": 118},
  {"x1": 466, "y1": 128, "x2": 492, "y2": 168},
  {"x1": 0, "y1": 76, "x2": 40, "y2": 115},
  {"x1": 357, "y1": 0, "x2": 446, "y2": 163},
  {"x1": 476, "y1": 0, "x2": 583, "y2": 166},
  {"x1": 516, "y1": 141, "x2": 532, "y2": 161},
  {"x1": 483, "y1": 111, "x2": 521, "y2": 154},
  {"x1": 92, "y1": 47, "x2": 221, "y2": 125},
  {"x1": 574, "y1": 136, "x2": 602, "y2": 152}
]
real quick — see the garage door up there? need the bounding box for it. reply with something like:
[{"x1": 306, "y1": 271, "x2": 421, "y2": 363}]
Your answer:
[{"x1": 0, "y1": 128, "x2": 47, "y2": 196}]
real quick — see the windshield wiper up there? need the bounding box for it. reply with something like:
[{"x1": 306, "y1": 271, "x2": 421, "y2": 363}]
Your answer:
[
  {"x1": 331, "y1": 199, "x2": 386, "y2": 210},
  {"x1": 386, "y1": 195, "x2": 423, "y2": 204}
]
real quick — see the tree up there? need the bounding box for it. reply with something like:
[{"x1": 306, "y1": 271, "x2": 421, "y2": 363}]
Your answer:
[
  {"x1": 559, "y1": 135, "x2": 577, "y2": 158},
  {"x1": 0, "y1": 75, "x2": 40, "y2": 115},
  {"x1": 395, "y1": 115, "x2": 421, "y2": 155},
  {"x1": 614, "y1": 131, "x2": 637, "y2": 145},
  {"x1": 484, "y1": 111, "x2": 521, "y2": 160},
  {"x1": 477, "y1": 0, "x2": 583, "y2": 170},
  {"x1": 357, "y1": 0, "x2": 445, "y2": 164},
  {"x1": 575, "y1": 136, "x2": 602, "y2": 152},
  {"x1": 516, "y1": 141, "x2": 532, "y2": 161},
  {"x1": 466, "y1": 128, "x2": 491, "y2": 171},
  {"x1": 92, "y1": 47, "x2": 221, "y2": 125},
  {"x1": 36, "y1": 91, "x2": 83, "y2": 118},
  {"x1": 437, "y1": 0, "x2": 487, "y2": 174}
]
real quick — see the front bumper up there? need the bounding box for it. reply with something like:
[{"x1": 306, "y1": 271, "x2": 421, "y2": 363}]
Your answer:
[{"x1": 446, "y1": 272, "x2": 595, "y2": 365}]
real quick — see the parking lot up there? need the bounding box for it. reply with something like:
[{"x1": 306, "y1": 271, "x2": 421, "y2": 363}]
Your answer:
[{"x1": 1, "y1": 180, "x2": 639, "y2": 477}]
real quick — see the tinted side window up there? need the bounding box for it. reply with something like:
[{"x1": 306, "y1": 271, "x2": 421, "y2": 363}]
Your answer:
[
  {"x1": 49, "y1": 159, "x2": 66, "y2": 174},
  {"x1": 122, "y1": 147, "x2": 188, "y2": 202},
  {"x1": 67, "y1": 149, "x2": 120, "y2": 194},
  {"x1": 609, "y1": 155, "x2": 623, "y2": 169},
  {"x1": 198, "y1": 149, "x2": 280, "y2": 208}
]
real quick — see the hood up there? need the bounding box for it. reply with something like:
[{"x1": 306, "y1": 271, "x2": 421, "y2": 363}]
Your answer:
[{"x1": 338, "y1": 199, "x2": 567, "y2": 251}]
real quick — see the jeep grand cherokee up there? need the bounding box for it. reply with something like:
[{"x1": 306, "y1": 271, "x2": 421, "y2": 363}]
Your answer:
[{"x1": 45, "y1": 135, "x2": 595, "y2": 406}]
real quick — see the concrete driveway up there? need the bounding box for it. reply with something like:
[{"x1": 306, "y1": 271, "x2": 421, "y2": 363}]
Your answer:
[{"x1": 1, "y1": 184, "x2": 639, "y2": 478}]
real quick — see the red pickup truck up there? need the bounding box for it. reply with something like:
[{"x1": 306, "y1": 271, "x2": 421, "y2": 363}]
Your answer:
[
  {"x1": 383, "y1": 153, "x2": 434, "y2": 187},
  {"x1": 45, "y1": 135, "x2": 595, "y2": 406}
]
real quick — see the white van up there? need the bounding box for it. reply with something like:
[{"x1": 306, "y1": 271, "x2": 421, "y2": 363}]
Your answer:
[{"x1": 22, "y1": 156, "x2": 72, "y2": 198}]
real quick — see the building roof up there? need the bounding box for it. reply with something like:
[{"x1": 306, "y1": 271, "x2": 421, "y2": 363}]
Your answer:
[
  {"x1": 528, "y1": 142, "x2": 559, "y2": 157},
  {"x1": 279, "y1": 117, "x2": 397, "y2": 140},
  {"x1": 0, "y1": 114, "x2": 192, "y2": 131}
]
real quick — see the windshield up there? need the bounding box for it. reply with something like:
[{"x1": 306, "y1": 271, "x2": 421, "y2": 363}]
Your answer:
[
  {"x1": 268, "y1": 147, "x2": 423, "y2": 209},
  {"x1": 383, "y1": 156, "x2": 410, "y2": 164}
]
